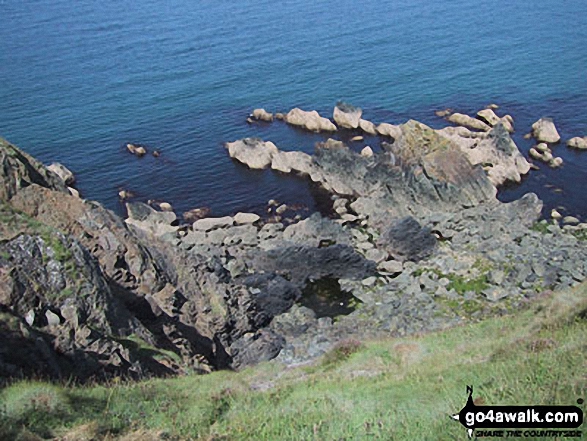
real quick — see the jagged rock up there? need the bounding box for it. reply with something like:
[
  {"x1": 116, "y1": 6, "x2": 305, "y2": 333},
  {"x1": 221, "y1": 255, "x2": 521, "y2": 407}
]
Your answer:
[
  {"x1": 377, "y1": 216, "x2": 436, "y2": 262},
  {"x1": 500, "y1": 115, "x2": 515, "y2": 133},
  {"x1": 251, "y1": 108, "x2": 273, "y2": 122},
  {"x1": 125, "y1": 202, "x2": 178, "y2": 238},
  {"x1": 440, "y1": 122, "x2": 530, "y2": 185},
  {"x1": 68, "y1": 187, "x2": 80, "y2": 198},
  {"x1": 193, "y1": 216, "x2": 234, "y2": 232},
  {"x1": 359, "y1": 118, "x2": 378, "y2": 135},
  {"x1": 532, "y1": 118, "x2": 560, "y2": 143},
  {"x1": 376, "y1": 122, "x2": 402, "y2": 138},
  {"x1": 225, "y1": 138, "x2": 278, "y2": 169},
  {"x1": 234, "y1": 212, "x2": 260, "y2": 225},
  {"x1": 285, "y1": 108, "x2": 337, "y2": 132},
  {"x1": 47, "y1": 162, "x2": 75, "y2": 185},
  {"x1": 0, "y1": 138, "x2": 68, "y2": 200},
  {"x1": 333, "y1": 103, "x2": 362, "y2": 129},
  {"x1": 271, "y1": 150, "x2": 316, "y2": 176},
  {"x1": 447, "y1": 112, "x2": 491, "y2": 131},
  {"x1": 476, "y1": 108, "x2": 501, "y2": 126},
  {"x1": 230, "y1": 329, "x2": 285, "y2": 369},
  {"x1": 567, "y1": 137, "x2": 587, "y2": 149}
]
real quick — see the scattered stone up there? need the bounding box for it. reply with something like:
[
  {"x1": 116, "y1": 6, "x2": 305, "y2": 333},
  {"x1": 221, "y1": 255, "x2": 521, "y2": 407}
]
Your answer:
[
  {"x1": 251, "y1": 108, "x2": 273, "y2": 122},
  {"x1": 285, "y1": 108, "x2": 337, "y2": 132},
  {"x1": 276, "y1": 204, "x2": 288, "y2": 215},
  {"x1": 360, "y1": 146, "x2": 374, "y2": 157},
  {"x1": 551, "y1": 209, "x2": 562, "y2": 220},
  {"x1": 361, "y1": 276, "x2": 378, "y2": 287},
  {"x1": 152, "y1": 150, "x2": 161, "y2": 157},
  {"x1": 45, "y1": 310, "x2": 61, "y2": 326},
  {"x1": 126, "y1": 143, "x2": 146, "y2": 156},
  {"x1": 350, "y1": 135, "x2": 364, "y2": 142},
  {"x1": 47, "y1": 163, "x2": 75, "y2": 185},
  {"x1": 193, "y1": 216, "x2": 234, "y2": 232},
  {"x1": 234, "y1": 212, "x2": 260, "y2": 225},
  {"x1": 333, "y1": 102, "x2": 362, "y2": 129},
  {"x1": 118, "y1": 190, "x2": 132, "y2": 200},
  {"x1": 529, "y1": 148, "x2": 543, "y2": 160},
  {"x1": 365, "y1": 248, "x2": 388, "y2": 263},
  {"x1": 377, "y1": 260, "x2": 403, "y2": 274},
  {"x1": 275, "y1": 112, "x2": 285, "y2": 120},
  {"x1": 550, "y1": 157, "x2": 563, "y2": 168},
  {"x1": 531, "y1": 118, "x2": 560, "y2": 143},
  {"x1": 486, "y1": 103, "x2": 499, "y2": 110},
  {"x1": 341, "y1": 213, "x2": 358, "y2": 223}
]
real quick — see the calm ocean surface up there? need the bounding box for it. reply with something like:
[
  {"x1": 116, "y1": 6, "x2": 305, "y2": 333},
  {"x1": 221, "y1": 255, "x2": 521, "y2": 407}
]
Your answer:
[{"x1": 1, "y1": 0, "x2": 586, "y2": 219}]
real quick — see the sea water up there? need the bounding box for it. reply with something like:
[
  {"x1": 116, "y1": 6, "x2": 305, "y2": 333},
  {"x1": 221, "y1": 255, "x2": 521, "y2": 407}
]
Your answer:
[{"x1": 1, "y1": 0, "x2": 586, "y2": 219}]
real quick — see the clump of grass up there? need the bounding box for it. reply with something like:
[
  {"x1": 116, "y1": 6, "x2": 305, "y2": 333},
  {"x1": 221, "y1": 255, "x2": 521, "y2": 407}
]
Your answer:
[{"x1": 321, "y1": 339, "x2": 364, "y2": 367}]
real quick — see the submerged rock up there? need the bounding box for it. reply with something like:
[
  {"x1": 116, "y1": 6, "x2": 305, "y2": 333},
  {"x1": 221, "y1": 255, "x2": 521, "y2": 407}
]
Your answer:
[
  {"x1": 251, "y1": 108, "x2": 273, "y2": 122},
  {"x1": 567, "y1": 136, "x2": 587, "y2": 149}
]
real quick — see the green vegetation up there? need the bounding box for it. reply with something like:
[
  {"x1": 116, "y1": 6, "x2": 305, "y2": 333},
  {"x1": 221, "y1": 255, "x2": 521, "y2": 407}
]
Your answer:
[{"x1": 1, "y1": 283, "x2": 586, "y2": 440}]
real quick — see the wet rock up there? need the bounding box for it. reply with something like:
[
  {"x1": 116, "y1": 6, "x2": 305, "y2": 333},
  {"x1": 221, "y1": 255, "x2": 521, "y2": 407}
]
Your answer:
[
  {"x1": 225, "y1": 138, "x2": 278, "y2": 169},
  {"x1": 567, "y1": 136, "x2": 587, "y2": 149},
  {"x1": 532, "y1": 118, "x2": 560, "y2": 143},
  {"x1": 285, "y1": 108, "x2": 337, "y2": 132},
  {"x1": 47, "y1": 162, "x2": 75, "y2": 185},
  {"x1": 126, "y1": 143, "x2": 146, "y2": 156},
  {"x1": 359, "y1": 118, "x2": 378, "y2": 135},
  {"x1": 360, "y1": 146, "x2": 374, "y2": 157},
  {"x1": 251, "y1": 108, "x2": 273, "y2": 122},
  {"x1": 550, "y1": 157, "x2": 563, "y2": 168},
  {"x1": 376, "y1": 122, "x2": 402, "y2": 139},
  {"x1": 476, "y1": 108, "x2": 501, "y2": 126},
  {"x1": 183, "y1": 207, "x2": 212, "y2": 223},
  {"x1": 333, "y1": 102, "x2": 362, "y2": 129},
  {"x1": 447, "y1": 112, "x2": 491, "y2": 131}
]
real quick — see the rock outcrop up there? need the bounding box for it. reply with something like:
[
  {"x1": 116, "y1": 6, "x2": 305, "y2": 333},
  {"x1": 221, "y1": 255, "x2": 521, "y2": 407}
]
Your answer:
[
  {"x1": 285, "y1": 108, "x2": 337, "y2": 132},
  {"x1": 333, "y1": 103, "x2": 362, "y2": 129},
  {"x1": 532, "y1": 118, "x2": 560, "y2": 143},
  {"x1": 225, "y1": 138, "x2": 279, "y2": 169}
]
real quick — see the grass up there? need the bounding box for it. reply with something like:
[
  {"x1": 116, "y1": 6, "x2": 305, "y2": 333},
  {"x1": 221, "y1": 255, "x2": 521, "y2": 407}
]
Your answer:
[{"x1": 1, "y1": 283, "x2": 586, "y2": 440}]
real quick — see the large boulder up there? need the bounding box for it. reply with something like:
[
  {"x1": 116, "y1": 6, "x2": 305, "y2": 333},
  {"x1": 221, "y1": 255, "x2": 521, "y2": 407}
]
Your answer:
[
  {"x1": 532, "y1": 118, "x2": 560, "y2": 143},
  {"x1": 333, "y1": 102, "x2": 362, "y2": 129},
  {"x1": 447, "y1": 112, "x2": 491, "y2": 132},
  {"x1": 359, "y1": 118, "x2": 378, "y2": 135},
  {"x1": 376, "y1": 122, "x2": 402, "y2": 139},
  {"x1": 285, "y1": 108, "x2": 337, "y2": 132},
  {"x1": 377, "y1": 216, "x2": 436, "y2": 262},
  {"x1": 225, "y1": 138, "x2": 278, "y2": 169}
]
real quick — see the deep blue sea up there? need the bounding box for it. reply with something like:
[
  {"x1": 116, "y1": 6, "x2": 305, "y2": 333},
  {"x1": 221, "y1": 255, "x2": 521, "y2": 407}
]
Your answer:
[{"x1": 1, "y1": 0, "x2": 586, "y2": 220}]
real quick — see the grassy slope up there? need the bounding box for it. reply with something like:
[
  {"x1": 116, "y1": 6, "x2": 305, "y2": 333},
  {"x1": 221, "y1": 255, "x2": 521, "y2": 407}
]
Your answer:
[{"x1": 1, "y1": 283, "x2": 586, "y2": 441}]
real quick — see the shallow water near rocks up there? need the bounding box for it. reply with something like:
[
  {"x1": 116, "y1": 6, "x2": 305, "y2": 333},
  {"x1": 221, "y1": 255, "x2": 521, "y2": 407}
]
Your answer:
[
  {"x1": 1, "y1": 0, "x2": 586, "y2": 220},
  {"x1": 299, "y1": 278, "x2": 361, "y2": 319}
]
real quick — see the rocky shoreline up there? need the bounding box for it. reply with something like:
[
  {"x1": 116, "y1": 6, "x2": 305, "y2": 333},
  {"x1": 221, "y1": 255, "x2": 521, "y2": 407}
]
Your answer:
[{"x1": 1, "y1": 103, "x2": 586, "y2": 383}]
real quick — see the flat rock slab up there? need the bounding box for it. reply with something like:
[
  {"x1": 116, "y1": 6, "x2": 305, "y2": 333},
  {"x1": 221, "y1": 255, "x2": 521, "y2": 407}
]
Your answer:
[{"x1": 193, "y1": 216, "x2": 234, "y2": 232}]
